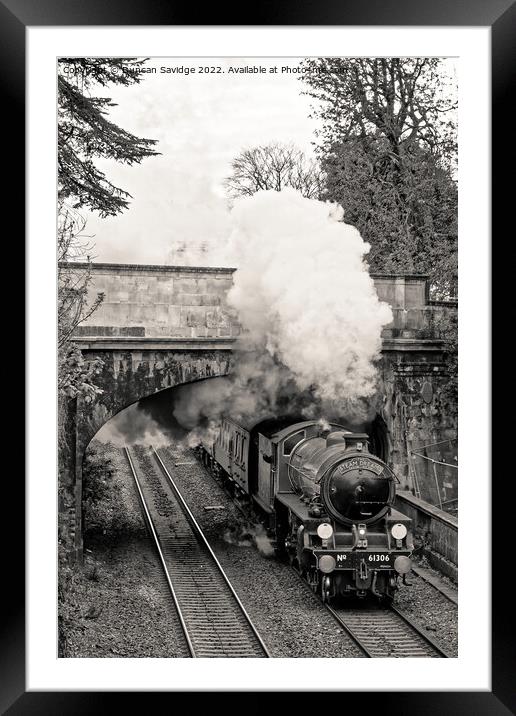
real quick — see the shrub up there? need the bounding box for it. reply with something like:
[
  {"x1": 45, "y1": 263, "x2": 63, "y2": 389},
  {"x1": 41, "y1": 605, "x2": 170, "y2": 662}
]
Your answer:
[
  {"x1": 82, "y1": 450, "x2": 117, "y2": 535},
  {"x1": 82, "y1": 444, "x2": 146, "y2": 537}
]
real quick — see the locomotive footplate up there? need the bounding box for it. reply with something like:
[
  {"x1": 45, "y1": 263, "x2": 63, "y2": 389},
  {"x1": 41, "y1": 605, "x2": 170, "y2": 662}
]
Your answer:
[{"x1": 313, "y1": 550, "x2": 411, "y2": 569}]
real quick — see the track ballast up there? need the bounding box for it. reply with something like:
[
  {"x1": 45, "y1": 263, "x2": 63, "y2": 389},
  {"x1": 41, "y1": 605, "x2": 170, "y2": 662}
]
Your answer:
[{"x1": 125, "y1": 445, "x2": 270, "y2": 658}]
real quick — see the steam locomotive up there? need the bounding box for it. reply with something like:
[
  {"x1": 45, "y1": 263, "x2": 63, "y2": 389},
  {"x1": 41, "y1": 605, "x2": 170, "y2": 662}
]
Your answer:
[{"x1": 199, "y1": 417, "x2": 413, "y2": 603}]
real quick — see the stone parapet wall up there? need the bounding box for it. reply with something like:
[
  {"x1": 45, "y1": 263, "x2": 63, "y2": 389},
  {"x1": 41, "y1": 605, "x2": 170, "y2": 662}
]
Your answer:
[
  {"x1": 67, "y1": 263, "x2": 240, "y2": 340},
  {"x1": 65, "y1": 265, "x2": 456, "y2": 343},
  {"x1": 372, "y1": 273, "x2": 429, "y2": 307},
  {"x1": 383, "y1": 305, "x2": 454, "y2": 339},
  {"x1": 395, "y1": 491, "x2": 458, "y2": 581}
]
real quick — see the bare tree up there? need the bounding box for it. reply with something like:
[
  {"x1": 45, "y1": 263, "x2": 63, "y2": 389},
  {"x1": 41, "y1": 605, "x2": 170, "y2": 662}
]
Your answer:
[
  {"x1": 58, "y1": 206, "x2": 102, "y2": 346},
  {"x1": 58, "y1": 202, "x2": 105, "y2": 399},
  {"x1": 224, "y1": 142, "x2": 324, "y2": 200}
]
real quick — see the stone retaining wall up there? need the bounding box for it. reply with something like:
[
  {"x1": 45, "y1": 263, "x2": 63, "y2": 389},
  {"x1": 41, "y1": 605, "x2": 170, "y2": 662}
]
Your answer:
[{"x1": 395, "y1": 491, "x2": 458, "y2": 581}]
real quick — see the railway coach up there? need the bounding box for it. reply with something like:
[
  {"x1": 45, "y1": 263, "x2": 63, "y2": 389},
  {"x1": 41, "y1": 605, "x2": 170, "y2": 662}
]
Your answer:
[{"x1": 199, "y1": 416, "x2": 413, "y2": 603}]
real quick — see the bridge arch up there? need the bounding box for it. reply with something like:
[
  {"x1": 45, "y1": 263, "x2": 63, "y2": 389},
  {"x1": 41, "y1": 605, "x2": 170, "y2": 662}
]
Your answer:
[
  {"x1": 61, "y1": 349, "x2": 232, "y2": 561},
  {"x1": 78, "y1": 348, "x2": 232, "y2": 448}
]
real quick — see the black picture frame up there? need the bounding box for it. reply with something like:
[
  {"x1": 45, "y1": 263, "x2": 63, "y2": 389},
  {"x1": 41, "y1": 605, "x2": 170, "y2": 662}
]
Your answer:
[{"x1": 7, "y1": 0, "x2": 506, "y2": 712}]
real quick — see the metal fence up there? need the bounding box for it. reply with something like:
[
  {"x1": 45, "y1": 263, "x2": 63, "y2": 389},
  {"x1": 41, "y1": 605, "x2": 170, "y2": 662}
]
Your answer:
[{"x1": 408, "y1": 439, "x2": 458, "y2": 514}]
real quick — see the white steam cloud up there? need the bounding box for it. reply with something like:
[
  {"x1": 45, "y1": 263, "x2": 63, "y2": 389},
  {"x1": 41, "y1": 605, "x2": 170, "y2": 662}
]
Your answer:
[
  {"x1": 226, "y1": 189, "x2": 392, "y2": 402},
  {"x1": 172, "y1": 189, "x2": 392, "y2": 438},
  {"x1": 223, "y1": 521, "x2": 276, "y2": 558}
]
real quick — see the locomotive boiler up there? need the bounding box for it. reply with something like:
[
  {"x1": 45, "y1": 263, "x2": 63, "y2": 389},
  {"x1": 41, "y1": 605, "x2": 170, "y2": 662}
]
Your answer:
[{"x1": 200, "y1": 417, "x2": 413, "y2": 603}]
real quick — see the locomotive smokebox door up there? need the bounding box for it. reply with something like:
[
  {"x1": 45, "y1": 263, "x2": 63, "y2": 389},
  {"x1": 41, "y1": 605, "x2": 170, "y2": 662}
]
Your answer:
[{"x1": 258, "y1": 434, "x2": 275, "y2": 508}]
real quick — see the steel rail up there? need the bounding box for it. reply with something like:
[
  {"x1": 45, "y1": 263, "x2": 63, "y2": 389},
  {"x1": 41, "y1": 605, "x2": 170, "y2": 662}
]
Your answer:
[
  {"x1": 389, "y1": 603, "x2": 451, "y2": 657},
  {"x1": 325, "y1": 604, "x2": 372, "y2": 657}
]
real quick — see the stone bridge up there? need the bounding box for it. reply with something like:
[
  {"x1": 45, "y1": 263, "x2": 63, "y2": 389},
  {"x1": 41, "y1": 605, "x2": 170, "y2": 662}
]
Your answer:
[{"x1": 60, "y1": 262, "x2": 457, "y2": 560}]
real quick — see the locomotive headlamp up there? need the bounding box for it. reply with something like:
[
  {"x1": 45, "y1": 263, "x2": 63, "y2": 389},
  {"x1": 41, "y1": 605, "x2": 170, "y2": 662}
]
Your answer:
[
  {"x1": 318, "y1": 555, "x2": 336, "y2": 574},
  {"x1": 356, "y1": 523, "x2": 368, "y2": 548},
  {"x1": 391, "y1": 523, "x2": 407, "y2": 540},
  {"x1": 317, "y1": 523, "x2": 333, "y2": 540}
]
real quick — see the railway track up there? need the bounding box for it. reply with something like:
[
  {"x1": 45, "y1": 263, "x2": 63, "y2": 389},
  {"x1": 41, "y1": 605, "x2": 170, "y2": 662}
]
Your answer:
[
  {"x1": 326, "y1": 603, "x2": 450, "y2": 658},
  {"x1": 125, "y1": 445, "x2": 270, "y2": 658}
]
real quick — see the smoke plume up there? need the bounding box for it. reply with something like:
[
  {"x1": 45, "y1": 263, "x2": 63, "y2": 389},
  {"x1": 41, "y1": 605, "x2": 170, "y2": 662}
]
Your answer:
[
  {"x1": 173, "y1": 189, "x2": 392, "y2": 438},
  {"x1": 227, "y1": 189, "x2": 391, "y2": 398},
  {"x1": 224, "y1": 521, "x2": 276, "y2": 558},
  {"x1": 94, "y1": 399, "x2": 186, "y2": 447}
]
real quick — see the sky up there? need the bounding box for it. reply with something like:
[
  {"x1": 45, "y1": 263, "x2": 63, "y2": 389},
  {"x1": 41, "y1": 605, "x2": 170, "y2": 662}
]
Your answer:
[{"x1": 80, "y1": 57, "x2": 320, "y2": 266}]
